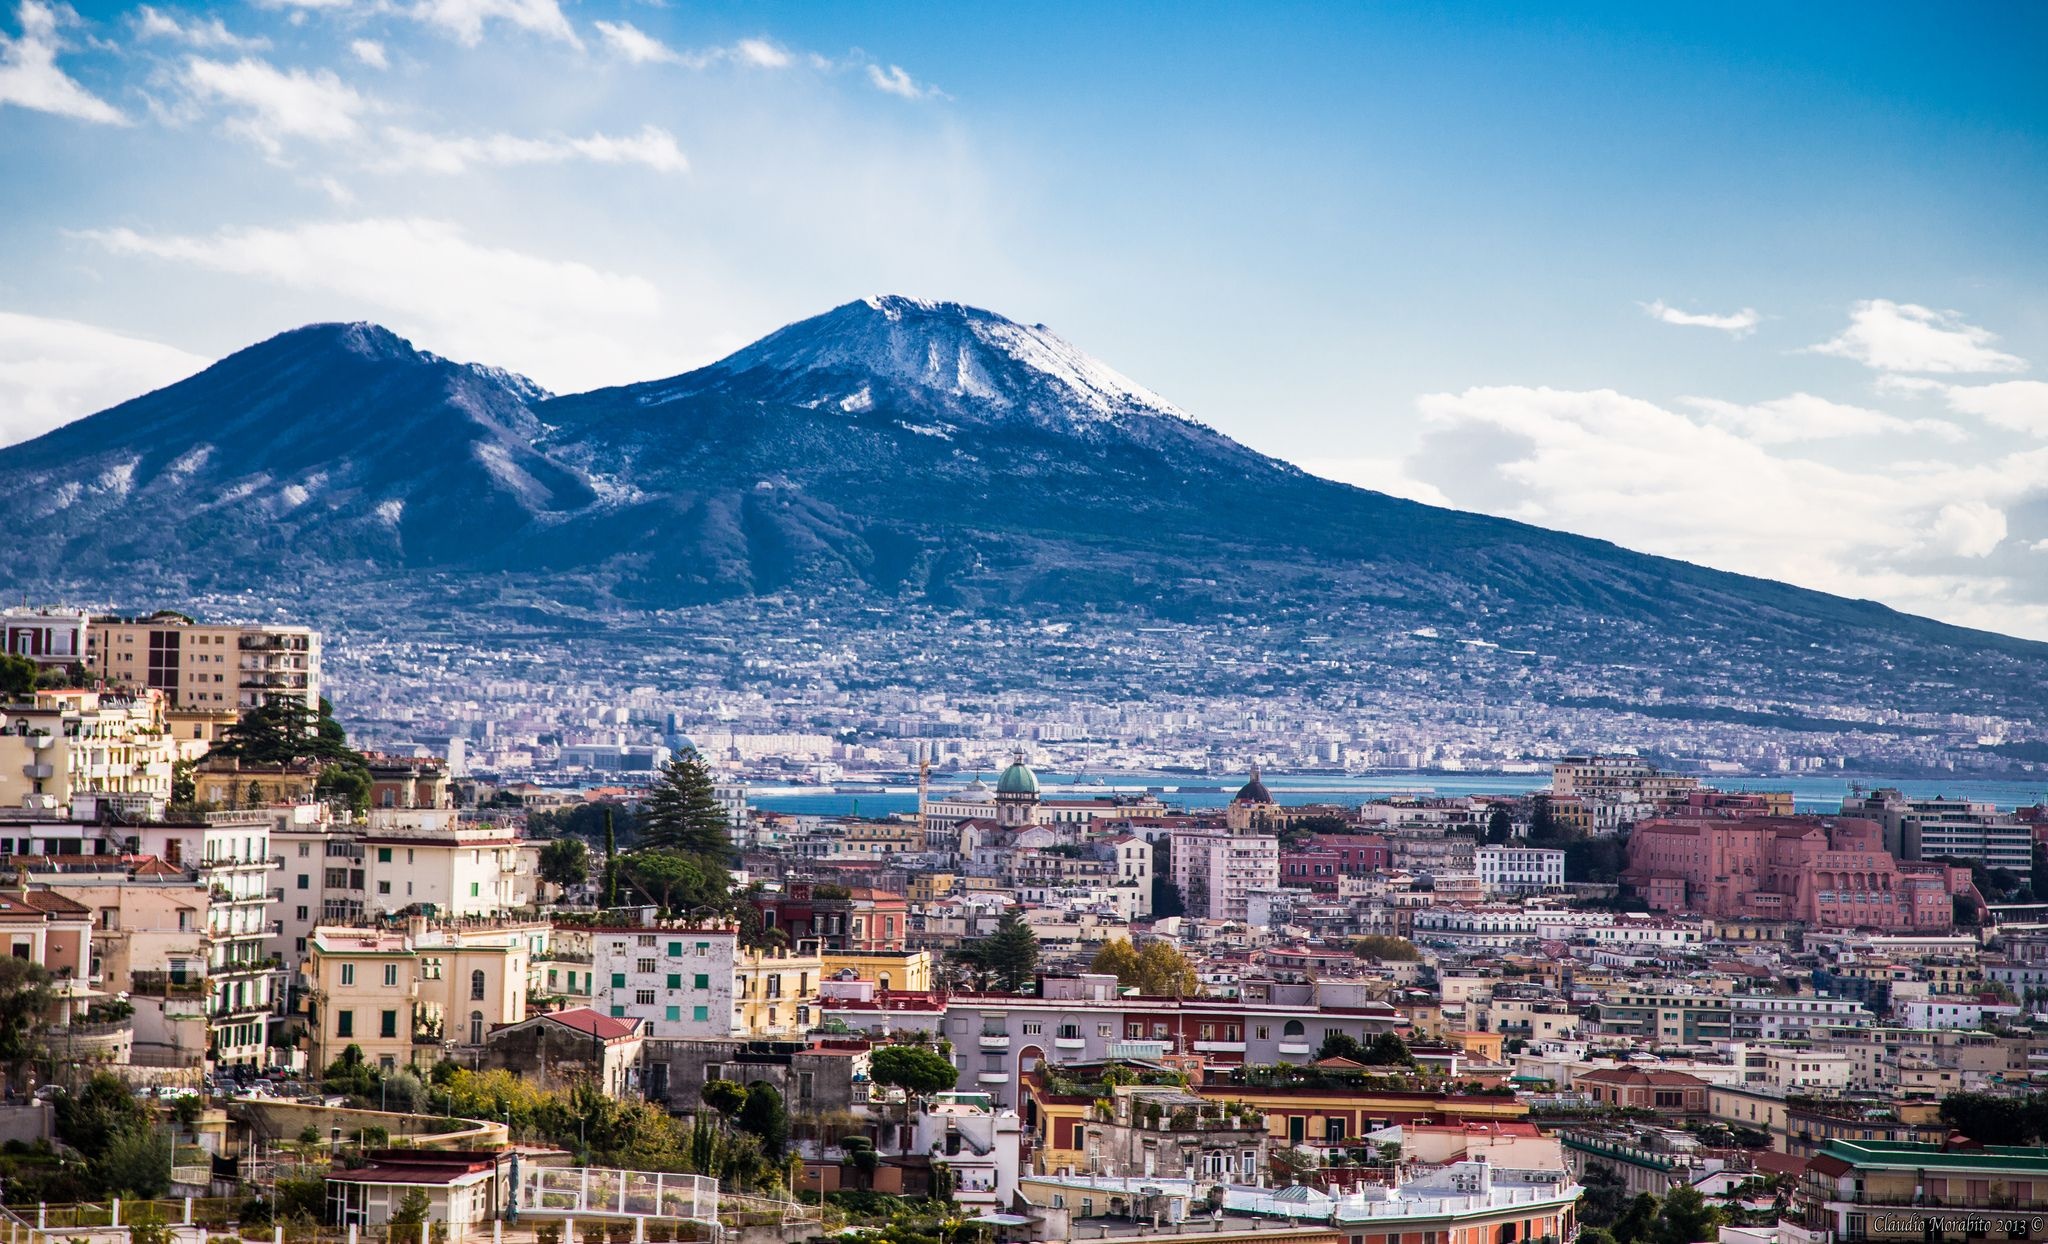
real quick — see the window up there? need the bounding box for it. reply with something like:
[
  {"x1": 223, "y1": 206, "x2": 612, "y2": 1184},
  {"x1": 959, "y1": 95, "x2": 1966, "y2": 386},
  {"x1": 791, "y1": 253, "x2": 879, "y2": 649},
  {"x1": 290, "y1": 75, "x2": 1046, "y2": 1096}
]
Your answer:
[
  {"x1": 612, "y1": 973, "x2": 627, "y2": 988},
  {"x1": 636, "y1": 990, "x2": 656, "y2": 1006},
  {"x1": 337, "y1": 1010, "x2": 354, "y2": 1038},
  {"x1": 694, "y1": 973, "x2": 710, "y2": 989},
  {"x1": 297, "y1": 874, "x2": 309, "y2": 890},
  {"x1": 704, "y1": 1064, "x2": 723, "y2": 1083},
  {"x1": 377, "y1": 881, "x2": 391, "y2": 895},
  {"x1": 667, "y1": 974, "x2": 682, "y2": 989},
  {"x1": 383, "y1": 964, "x2": 398, "y2": 987},
  {"x1": 470, "y1": 1011, "x2": 484, "y2": 1044},
  {"x1": 669, "y1": 942, "x2": 683, "y2": 956},
  {"x1": 380, "y1": 1010, "x2": 397, "y2": 1039},
  {"x1": 377, "y1": 848, "x2": 392, "y2": 863},
  {"x1": 637, "y1": 958, "x2": 656, "y2": 974},
  {"x1": 1022, "y1": 1022, "x2": 1042, "y2": 1035},
  {"x1": 471, "y1": 970, "x2": 486, "y2": 1000},
  {"x1": 340, "y1": 964, "x2": 355, "y2": 986},
  {"x1": 665, "y1": 1006, "x2": 680, "y2": 1021},
  {"x1": 296, "y1": 906, "x2": 308, "y2": 920},
  {"x1": 470, "y1": 883, "x2": 480, "y2": 898}
]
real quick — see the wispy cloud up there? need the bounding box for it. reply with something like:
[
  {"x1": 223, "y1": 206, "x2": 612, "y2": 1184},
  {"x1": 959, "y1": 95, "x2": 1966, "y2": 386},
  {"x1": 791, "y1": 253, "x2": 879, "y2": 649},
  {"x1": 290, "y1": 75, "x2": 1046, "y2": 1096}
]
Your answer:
[
  {"x1": 180, "y1": 54, "x2": 370, "y2": 156},
  {"x1": 74, "y1": 216, "x2": 665, "y2": 392},
  {"x1": 348, "y1": 38, "x2": 386, "y2": 69},
  {"x1": 0, "y1": 0, "x2": 126, "y2": 124},
  {"x1": 1810, "y1": 299, "x2": 2028, "y2": 374},
  {"x1": 592, "y1": 20, "x2": 793, "y2": 70},
  {"x1": 132, "y1": 6, "x2": 267, "y2": 50},
  {"x1": 1680, "y1": 392, "x2": 1962, "y2": 444},
  {"x1": 0, "y1": 310, "x2": 209, "y2": 447},
  {"x1": 867, "y1": 62, "x2": 939, "y2": 99},
  {"x1": 1640, "y1": 299, "x2": 1760, "y2": 336},
  {"x1": 373, "y1": 123, "x2": 688, "y2": 174},
  {"x1": 1938, "y1": 381, "x2": 2048, "y2": 439},
  {"x1": 408, "y1": 0, "x2": 580, "y2": 48}
]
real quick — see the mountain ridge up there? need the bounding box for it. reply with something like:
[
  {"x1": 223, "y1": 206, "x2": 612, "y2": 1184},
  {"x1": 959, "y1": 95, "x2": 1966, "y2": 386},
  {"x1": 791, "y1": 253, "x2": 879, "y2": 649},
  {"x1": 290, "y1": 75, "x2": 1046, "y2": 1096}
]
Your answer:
[{"x1": 1, "y1": 297, "x2": 2043, "y2": 720}]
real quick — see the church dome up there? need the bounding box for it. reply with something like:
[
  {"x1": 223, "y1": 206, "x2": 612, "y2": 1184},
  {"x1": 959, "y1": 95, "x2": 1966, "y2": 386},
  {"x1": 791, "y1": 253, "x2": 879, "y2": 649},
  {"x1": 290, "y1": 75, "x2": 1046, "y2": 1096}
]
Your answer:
[
  {"x1": 960, "y1": 777, "x2": 994, "y2": 803},
  {"x1": 995, "y1": 753, "x2": 1039, "y2": 796},
  {"x1": 1233, "y1": 764, "x2": 1273, "y2": 805}
]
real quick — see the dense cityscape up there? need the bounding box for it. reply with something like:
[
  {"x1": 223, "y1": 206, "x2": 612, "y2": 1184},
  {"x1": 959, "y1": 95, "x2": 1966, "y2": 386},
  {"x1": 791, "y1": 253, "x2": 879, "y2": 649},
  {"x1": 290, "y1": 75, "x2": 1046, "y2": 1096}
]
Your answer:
[{"x1": 3, "y1": 604, "x2": 2047, "y2": 1244}]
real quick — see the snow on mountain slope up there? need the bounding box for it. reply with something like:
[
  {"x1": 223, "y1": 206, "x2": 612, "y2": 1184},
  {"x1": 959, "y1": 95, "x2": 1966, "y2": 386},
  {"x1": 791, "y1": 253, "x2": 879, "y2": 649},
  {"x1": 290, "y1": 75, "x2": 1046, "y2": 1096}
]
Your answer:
[{"x1": 641, "y1": 295, "x2": 1200, "y2": 432}]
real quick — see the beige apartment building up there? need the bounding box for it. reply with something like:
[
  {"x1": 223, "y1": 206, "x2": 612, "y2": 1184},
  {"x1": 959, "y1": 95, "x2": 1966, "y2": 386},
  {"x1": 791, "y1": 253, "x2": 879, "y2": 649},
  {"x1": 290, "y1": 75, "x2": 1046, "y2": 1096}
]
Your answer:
[
  {"x1": 301, "y1": 917, "x2": 548, "y2": 1071},
  {"x1": 0, "y1": 688, "x2": 178, "y2": 818},
  {"x1": 88, "y1": 614, "x2": 321, "y2": 717}
]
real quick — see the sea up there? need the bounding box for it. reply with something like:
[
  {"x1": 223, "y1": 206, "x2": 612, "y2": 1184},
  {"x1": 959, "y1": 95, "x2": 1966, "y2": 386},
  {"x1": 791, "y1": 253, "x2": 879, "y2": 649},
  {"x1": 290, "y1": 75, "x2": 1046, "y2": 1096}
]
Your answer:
[{"x1": 743, "y1": 770, "x2": 2048, "y2": 819}]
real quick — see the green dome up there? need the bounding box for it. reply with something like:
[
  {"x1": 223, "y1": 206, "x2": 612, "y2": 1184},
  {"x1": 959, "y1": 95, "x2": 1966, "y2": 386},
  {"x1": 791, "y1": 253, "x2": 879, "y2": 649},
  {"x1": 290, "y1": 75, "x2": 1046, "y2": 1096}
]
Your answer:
[{"x1": 995, "y1": 754, "x2": 1039, "y2": 796}]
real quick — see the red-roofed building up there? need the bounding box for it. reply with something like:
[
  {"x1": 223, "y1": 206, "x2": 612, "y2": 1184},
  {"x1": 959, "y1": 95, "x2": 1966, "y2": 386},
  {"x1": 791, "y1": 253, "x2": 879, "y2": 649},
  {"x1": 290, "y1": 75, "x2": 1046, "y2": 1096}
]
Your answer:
[{"x1": 484, "y1": 1006, "x2": 645, "y2": 1095}]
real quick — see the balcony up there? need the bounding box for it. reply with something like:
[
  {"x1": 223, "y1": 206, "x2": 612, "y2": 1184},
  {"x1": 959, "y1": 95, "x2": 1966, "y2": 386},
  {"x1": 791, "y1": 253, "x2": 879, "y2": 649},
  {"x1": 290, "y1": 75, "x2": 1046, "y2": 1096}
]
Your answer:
[
  {"x1": 978, "y1": 1032, "x2": 1010, "y2": 1051},
  {"x1": 22, "y1": 763, "x2": 53, "y2": 779},
  {"x1": 976, "y1": 1070, "x2": 1009, "y2": 1085},
  {"x1": 1194, "y1": 1040, "x2": 1248, "y2": 1053},
  {"x1": 1054, "y1": 1035, "x2": 1087, "y2": 1051},
  {"x1": 1277, "y1": 1041, "x2": 1312, "y2": 1056}
]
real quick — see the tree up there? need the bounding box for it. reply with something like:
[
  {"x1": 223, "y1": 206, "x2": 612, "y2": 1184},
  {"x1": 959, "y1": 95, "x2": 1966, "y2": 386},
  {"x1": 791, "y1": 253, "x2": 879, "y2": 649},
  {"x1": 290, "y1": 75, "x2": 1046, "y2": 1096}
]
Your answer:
[
  {"x1": 323, "y1": 1044, "x2": 380, "y2": 1101},
  {"x1": 1359, "y1": 1032, "x2": 1417, "y2": 1067},
  {"x1": 736, "y1": 1081, "x2": 789, "y2": 1160},
  {"x1": 1612, "y1": 1193, "x2": 1660, "y2": 1244},
  {"x1": 981, "y1": 911, "x2": 1039, "y2": 991},
  {"x1": 316, "y1": 763, "x2": 372, "y2": 813},
  {"x1": 870, "y1": 1044, "x2": 959, "y2": 1098},
  {"x1": 1350, "y1": 935, "x2": 1420, "y2": 962},
  {"x1": 618, "y1": 850, "x2": 729, "y2": 915},
  {"x1": 641, "y1": 751, "x2": 734, "y2": 858},
  {"x1": 0, "y1": 654, "x2": 37, "y2": 698},
  {"x1": 603, "y1": 807, "x2": 620, "y2": 907},
  {"x1": 1940, "y1": 1091, "x2": 2048, "y2": 1146},
  {"x1": 1134, "y1": 941, "x2": 1202, "y2": 997},
  {"x1": 0, "y1": 956, "x2": 53, "y2": 1078},
  {"x1": 1316, "y1": 1032, "x2": 1365, "y2": 1062},
  {"x1": 1089, "y1": 939, "x2": 1141, "y2": 984},
  {"x1": 701, "y1": 1078, "x2": 749, "y2": 1117},
  {"x1": 170, "y1": 758, "x2": 197, "y2": 808},
  {"x1": 54, "y1": 1072, "x2": 155, "y2": 1158},
  {"x1": 1485, "y1": 808, "x2": 1513, "y2": 845},
  {"x1": 1652, "y1": 1186, "x2": 1720, "y2": 1244},
  {"x1": 390, "y1": 1188, "x2": 432, "y2": 1236},
  {"x1": 212, "y1": 698, "x2": 363, "y2": 767},
  {"x1": 539, "y1": 837, "x2": 590, "y2": 889},
  {"x1": 97, "y1": 1126, "x2": 172, "y2": 1198}
]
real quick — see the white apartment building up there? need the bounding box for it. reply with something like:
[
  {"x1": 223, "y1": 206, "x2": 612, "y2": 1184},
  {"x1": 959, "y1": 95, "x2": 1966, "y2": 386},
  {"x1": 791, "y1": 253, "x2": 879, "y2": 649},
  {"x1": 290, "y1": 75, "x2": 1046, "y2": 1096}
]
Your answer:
[
  {"x1": 1476, "y1": 845, "x2": 1565, "y2": 896},
  {"x1": 1168, "y1": 827, "x2": 1278, "y2": 922},
  {"x1": 1843, "y1": 789, "x2": 2034, "y2": 874},
  {"x1": 1897, "y1": 999, "x2": 2023, "y2": 1030},
  {"x1": 587, "y1": 923, "x2": 819, "y2": 1040},
  {"x1": 1729, "y1": 994, "x2": 1871, "y2": 1040},
  {"x1": 361, "y1": 812, "x2": 537, "y2": 917},
  {"x1": 1, "y1": 607, "x2": 88, "y2": 667},
  {"x1": 0, "y1": 689, "x2": 178, "y2": 818},
  {"x1": 1763, "y1": 1049, "x2": 1853, "y2": 1092}
]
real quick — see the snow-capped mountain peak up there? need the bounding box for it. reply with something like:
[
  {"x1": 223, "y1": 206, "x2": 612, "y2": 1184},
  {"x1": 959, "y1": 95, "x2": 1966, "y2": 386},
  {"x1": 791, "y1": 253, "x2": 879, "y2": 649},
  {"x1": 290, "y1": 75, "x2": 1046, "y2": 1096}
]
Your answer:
[{"x1": 695, "y1": 295, "x2": 1198, "y2": 431}]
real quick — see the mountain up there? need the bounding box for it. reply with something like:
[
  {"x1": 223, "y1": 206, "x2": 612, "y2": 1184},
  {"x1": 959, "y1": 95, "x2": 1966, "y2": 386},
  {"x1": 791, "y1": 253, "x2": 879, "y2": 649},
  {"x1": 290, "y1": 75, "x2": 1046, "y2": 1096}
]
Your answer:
[{"x1": 2, "y1": 296, "x2": 2044, "y2": 716}]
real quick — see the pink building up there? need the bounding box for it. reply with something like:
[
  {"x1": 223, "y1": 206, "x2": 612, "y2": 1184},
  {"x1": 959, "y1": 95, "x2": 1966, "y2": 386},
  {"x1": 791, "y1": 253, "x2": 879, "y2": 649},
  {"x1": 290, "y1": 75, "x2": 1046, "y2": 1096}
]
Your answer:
[{"x1": 1624, "y1": 815, "x2": 1965, "y2": 930}]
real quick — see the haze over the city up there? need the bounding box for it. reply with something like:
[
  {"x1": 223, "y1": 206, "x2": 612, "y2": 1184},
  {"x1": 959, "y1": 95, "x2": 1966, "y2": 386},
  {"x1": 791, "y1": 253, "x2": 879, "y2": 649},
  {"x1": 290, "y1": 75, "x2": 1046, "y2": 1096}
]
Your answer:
[{"x1": 1, "y1": 3, "x2": 2045, "y2": 635}]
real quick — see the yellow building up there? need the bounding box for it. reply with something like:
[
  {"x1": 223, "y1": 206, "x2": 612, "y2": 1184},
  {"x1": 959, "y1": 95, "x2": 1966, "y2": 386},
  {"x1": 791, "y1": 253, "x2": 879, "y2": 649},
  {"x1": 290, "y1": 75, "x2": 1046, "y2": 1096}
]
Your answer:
[
  {"x1": 907, "y1": 874, "x2": 956, "y2": 903},
  {"x1": 89, "y1": 614, "x2": 320, "y2": 713},
  {"x1": 734, "y1": 945, "x2": 824, "y2": 1037},
  {"x1": 821, "y1": 949, "x2": 933, "y2": 994},
  {"x1": 301, "y1": 918, "x2": 544, "y2": 1070},
  {"x1": 842, "y1": 822, "x2": 926, "y2": 857}
]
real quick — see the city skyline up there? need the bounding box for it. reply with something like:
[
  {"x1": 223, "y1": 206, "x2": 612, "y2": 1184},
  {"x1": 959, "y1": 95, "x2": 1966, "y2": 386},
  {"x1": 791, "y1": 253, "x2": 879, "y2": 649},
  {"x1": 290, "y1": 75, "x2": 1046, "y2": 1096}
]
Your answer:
[{"x1": 2, "y1": 3, "x2": 2045, "y2": 637}]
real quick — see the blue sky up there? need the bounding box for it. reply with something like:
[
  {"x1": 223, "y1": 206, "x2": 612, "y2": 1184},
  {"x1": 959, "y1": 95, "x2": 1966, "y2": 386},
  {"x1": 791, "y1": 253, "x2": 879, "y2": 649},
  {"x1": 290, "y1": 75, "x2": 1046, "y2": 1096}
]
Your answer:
[{"x1": 3, "y1": 1, "x2": 2047, "y2": 636}]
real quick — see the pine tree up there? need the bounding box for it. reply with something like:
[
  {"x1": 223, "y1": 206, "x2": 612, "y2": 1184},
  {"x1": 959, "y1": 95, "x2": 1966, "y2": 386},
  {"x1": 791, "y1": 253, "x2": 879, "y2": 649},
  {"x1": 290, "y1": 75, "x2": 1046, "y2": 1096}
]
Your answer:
[
  {"x1": 602, "y1": 806, "x2": 620, "y2": 907},
  {"x1": 641, "y1": 751, "x2": 733, "y2": 857},
  {"x1": 982, "y1": 911, "x2": 1040, "y2": 991}
]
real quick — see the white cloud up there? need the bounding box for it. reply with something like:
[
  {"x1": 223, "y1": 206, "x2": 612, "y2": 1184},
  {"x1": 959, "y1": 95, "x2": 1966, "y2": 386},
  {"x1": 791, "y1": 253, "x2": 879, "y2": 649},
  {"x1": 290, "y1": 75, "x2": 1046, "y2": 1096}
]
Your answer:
[
  {"x1": 0, "y1": 0, "x2": 126, "y2": 124},
  {"x1": 867, "y1": 63, "x2": 936, "y2": 99},
  {"x1": 1940, "y1": 381, "x2": 2048, "y2": 438},
  {"x1": 593, "y1": 20, "x2": 794, "y2": 70},
  {"x1": 374, "y1": 122, "x2": 688, "y2": 174},
  {"x1": 1298, "y1": 457, "x2": 1451, "y2": 508},
  {"x1": 75, "y1": 216, "x2": 668, "y2": 393},
  {"x1": 1401, "y1": 384, "x2": 2048, "y2": 636},
  {"x1": 734, "y1": 38, "x2": 789, "y2": 68},
  {"x1": 592, "y1": 18, "x2": 671, "y2": 63},
  {"x1": 1640, "y1": 299, "x2": 1760, "y2": 336},
  {"x1": 0, "y1": 311, "x2": 209, "y2": 447},
  {"x1": 132, "y1": 6, "x2": 267, "y2": 50},
  {"x1": 1810, "y1": 299, "x2": 2027, "y2": 374},
  {"x1": 181, "y1": 55, "x2": 369, "y2": 155},
  {"x1": 408, "y1": 0, "x2": 580, "y2": 48},
  {"x1": 349, "y1": 38, "x2": 387, "y2": 68},
  {"x1": 1681, "y1": 392, "x2": 1962, "y2": 444}
]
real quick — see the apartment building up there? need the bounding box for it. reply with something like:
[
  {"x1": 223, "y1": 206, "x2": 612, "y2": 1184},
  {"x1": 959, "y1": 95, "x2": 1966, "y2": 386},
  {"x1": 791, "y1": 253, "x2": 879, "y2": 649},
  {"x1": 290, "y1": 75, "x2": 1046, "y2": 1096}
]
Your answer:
[
  {"x1": 1475, "y1": 845, "x2": 1565, "y2": 896},
  {"x1": 587, "y1": 921, "x2": 822, "y2": 1040},
  {"x1": 1592, "y1": 991, "x2": 1734, "y2": 1044},
  {"x1": 300, "y1": 917, "x2": 546, "y2": 1070},
  {"x1": 1794, "y1": 1140, "x2": 2048, "y2": 1244},
  {"x1": 0, "y1": 607, "x2": 88, "y2": 668},
  {"x1": 361, "y1": 813, "x2": 537, "y2": 918},
  {"x1": 1169, "y1": 827, "x2": 1278, "y2": 922},
  {"x1": 0, "y1": 689, "x2": 177, "y2": 818},
  {"x1": 1729, "y1": 993, "x2": 1871, "y2": 1040},
  {"x1": 1843, "y1": 789, "x2": 2035, "y2": 874},
  {"x1": 89, "y1": 614, "x2": 321, "y2": 714}
]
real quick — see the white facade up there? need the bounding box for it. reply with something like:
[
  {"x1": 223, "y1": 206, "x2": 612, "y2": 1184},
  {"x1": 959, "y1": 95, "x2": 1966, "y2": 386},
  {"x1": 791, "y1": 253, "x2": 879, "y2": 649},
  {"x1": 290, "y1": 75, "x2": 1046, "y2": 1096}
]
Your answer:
[
  {"x1": 1476, "y1": 845, "x2": 1565, "y2": 896},
  {"x1": 591, "y1": 927, "x2": 741, "y2": 1038},
  {"x1": 1169, "y1": 828, "x2": 1278, "y2": 922},
  {"x1": 1898, "y1": 999, "x2": 2022, "y2": 1030},
  {"x1": 360, "y1": 812, "x2": 537, "y2": 917}
]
